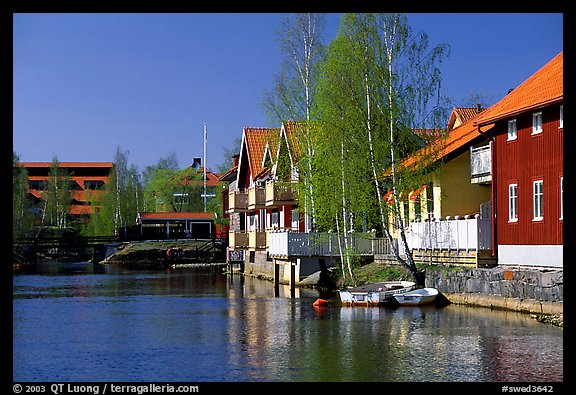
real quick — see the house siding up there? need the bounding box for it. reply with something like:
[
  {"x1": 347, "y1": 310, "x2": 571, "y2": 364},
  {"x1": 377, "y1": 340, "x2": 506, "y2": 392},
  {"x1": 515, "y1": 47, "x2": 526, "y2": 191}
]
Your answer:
[{"x1": 494, "y1": 104, "x2": 563, "y2": 247}]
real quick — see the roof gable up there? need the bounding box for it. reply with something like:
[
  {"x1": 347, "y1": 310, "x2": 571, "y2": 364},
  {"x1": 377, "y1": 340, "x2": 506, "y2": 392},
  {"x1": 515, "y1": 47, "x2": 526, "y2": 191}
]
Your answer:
[
  {"x1": 447, "y1": 106, "x2": 484, "y2": 131},
  {"x1": 238, "y1": 127, "x2": 279, "y2": 185}
]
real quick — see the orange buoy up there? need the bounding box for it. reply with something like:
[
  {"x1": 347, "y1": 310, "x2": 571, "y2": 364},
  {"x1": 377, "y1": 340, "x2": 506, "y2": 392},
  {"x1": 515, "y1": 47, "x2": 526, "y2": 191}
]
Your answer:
[{"x1": 313, "y1": 298, "x2": 328, "y2": 307}]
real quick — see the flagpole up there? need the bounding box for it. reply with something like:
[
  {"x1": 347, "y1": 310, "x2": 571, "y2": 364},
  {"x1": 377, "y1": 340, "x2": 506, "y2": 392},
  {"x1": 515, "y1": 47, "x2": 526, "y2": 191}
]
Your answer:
[{"x1": 203, "y1": 123, "x2": 207, "y2": 212}]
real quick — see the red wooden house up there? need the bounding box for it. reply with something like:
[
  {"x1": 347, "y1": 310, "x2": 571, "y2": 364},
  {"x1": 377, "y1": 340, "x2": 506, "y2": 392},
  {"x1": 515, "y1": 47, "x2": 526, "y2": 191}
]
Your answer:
[{"x1": 474, "y1": 51, "x2": 563, "y2": 268}]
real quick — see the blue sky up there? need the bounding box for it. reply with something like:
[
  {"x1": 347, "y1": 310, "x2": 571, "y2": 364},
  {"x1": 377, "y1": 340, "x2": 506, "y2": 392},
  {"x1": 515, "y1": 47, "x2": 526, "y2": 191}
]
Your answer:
[{"x1": 12, "y1": 13, "x2": 563, "y2": 173}]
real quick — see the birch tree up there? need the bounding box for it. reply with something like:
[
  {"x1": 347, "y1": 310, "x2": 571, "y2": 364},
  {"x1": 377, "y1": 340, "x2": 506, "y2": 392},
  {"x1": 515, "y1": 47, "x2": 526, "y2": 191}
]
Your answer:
[
  {"x1": 262, "y1": 13, "x2": 326, "y2": 231},
  {"x1": 315, "y1": 13, "x2": 449, "y2": 285},
  {"x1": 13, "y1": 152, "x2": 34, "y2": 239},
  {"x1": 43, "y1": 156, "x2": 71, "y2": 229},
  {"x1": 375, "y1": 14, "x2": 450, "y2": 285},
  {"x1": 314, "y1": 17, "x2": 384, "y2": 286}
]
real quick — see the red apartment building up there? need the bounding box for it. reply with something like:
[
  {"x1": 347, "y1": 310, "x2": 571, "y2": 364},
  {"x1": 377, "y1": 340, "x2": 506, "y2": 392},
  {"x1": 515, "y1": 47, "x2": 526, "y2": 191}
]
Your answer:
[{"x1": 16, "y1": 161, "x2": 113, "y2": 222}]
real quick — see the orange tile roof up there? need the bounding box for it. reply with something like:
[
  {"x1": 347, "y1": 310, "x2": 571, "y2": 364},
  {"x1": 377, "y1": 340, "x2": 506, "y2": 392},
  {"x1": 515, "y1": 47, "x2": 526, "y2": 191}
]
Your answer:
[
  {"x1": 244, "y1": 127, "x2": 279, "y2": 178},
  {"x1": 69, "y1": 205, "x2": 93, "y2": 215},
  {"x1": 281, "y1": 121, "x2": 304, "y2": 161},
  {"x1": 383, "y1": 111, "x2": 494, "y2": 177},
  {"x1": 27, "y1": 189, "x2": 42, "y2": 199},
  {"x1": 447, "y1": 107, "x2": 484, "y2": 130},
  {"x1": 280, "y1": 120, "x2": 317, "y2": 162},
  {"x1": 475, "y1": 51, "x2": 563, "y2": 126},
  {"x1": 412, "y1": 128, "x2": 445, "y2": 144},
  {"x1": 180, "y1": 166, "x2": 220, "y2": 187},
  {"x1": 138, "y1": 212, "x2": 215, "y2": 220}
]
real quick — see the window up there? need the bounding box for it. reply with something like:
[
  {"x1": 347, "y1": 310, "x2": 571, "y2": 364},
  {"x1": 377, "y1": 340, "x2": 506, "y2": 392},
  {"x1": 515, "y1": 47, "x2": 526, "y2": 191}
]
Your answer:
[
  {"x1": 533, "y1": 180, "x2": 543, "y2": 221},
  {"x1": 532, "y1": 112, "x2": 542, "y2": 135},
  {"x1": 507, "y1": 119, "x2": 517, "y2": 140},
  {"x1": 174, "y1": 193, "x2": 189, "y2": 205},
  {"x1": 28, "y1": 180, "x2": 47, "y2": 190},
  {"x1": 426, "y1": 185, "x2": 434, "y2": 219},
  {"x1": 84, "y1": 180, "x2": 104, "y2": 190},
  {"x1": 508, "y1": 183, "x2": 518, "y2": 222},
  {"x1": 560, "y1": 176, "x2": 563, "y2": 220},
  {"x1": 559, "y1": 105, "x2": 563, "y2": 129},
  {"x1": 414, "y1": 196, "x2": 422, "y2": 222}
]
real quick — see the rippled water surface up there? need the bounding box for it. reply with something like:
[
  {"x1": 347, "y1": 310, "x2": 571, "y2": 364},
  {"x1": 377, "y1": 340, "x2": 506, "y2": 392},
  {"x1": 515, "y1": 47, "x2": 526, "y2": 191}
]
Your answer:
[{"x1": 13, "y1": 263, "x2": 563, "y2": 382}]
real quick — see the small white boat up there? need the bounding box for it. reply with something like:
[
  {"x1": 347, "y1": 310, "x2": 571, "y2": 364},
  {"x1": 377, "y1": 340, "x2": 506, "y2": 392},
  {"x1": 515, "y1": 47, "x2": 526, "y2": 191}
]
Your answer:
[
  {"x1": 393, "y1": 287, "x2": 439, "y2": 306},
  {"x1": 339, "y1": 280, "x2": 416, "y2": 306}
]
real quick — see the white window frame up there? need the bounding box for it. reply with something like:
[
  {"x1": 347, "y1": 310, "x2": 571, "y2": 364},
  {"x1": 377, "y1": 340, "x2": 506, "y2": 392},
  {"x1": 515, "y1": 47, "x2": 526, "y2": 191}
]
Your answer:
[
  {"x1": 560, "y1": 176, "x2": 563, "y2": 220},
  {"x1": 507, "y1": 119, "x2": 517, "y2": 141},
  {"x1": 532, "y1": 111, "x2": 543, "y2": 135},
  {"x1": 173, "y1": 193, "x2": 189, "y2": 205},
  {"x1": 559, "y1": 105, "x2": 563, "y2": 129},
  {"x1": 533, "y1": 180, "x2": 544, "y2": 221},
  {"x1": 508, "y1": 183, "x2": 518, "y2": 222}
]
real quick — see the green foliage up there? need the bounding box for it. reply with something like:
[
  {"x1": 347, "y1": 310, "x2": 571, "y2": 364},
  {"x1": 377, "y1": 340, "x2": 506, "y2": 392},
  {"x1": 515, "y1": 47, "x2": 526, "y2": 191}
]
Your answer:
[
  {"x1": 13, "y1": 151, "x2": 35, "y2": 239},
  {"x1": 215, "y1": 137, "x2": 242, "y2": 174},
  {"x1": 43, "y1": 156, "x2": 72, "y2": 229}
]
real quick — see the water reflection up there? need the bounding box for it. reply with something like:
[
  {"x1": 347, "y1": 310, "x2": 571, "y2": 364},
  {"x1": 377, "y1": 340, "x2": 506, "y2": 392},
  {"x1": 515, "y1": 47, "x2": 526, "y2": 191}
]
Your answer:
[{"x1": 13, "y1": 265, "x2": 563, "y2": 382}]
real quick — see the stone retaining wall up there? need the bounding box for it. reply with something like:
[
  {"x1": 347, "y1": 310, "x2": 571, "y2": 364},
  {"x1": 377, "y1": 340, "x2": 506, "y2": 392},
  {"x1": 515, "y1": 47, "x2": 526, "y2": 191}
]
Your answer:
[{"x1": 425, "y1": 266, "x2": 563, "y2": 315}]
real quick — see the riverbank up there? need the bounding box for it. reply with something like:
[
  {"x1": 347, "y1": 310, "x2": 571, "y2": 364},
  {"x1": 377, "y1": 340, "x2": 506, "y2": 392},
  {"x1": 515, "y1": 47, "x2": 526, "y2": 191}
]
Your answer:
[
  {"x1": 299, "y1": 261, "x2": 564, "y2": 327},
  {"x1": 99, "y1": 240, "x2": 226, "y2": 268}
]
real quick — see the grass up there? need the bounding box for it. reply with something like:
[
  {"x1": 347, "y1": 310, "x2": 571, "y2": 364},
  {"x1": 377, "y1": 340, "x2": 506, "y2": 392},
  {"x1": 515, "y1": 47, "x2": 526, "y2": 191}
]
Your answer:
[
  {"x1": 333, "y1": 261, "x2": 414, "y2": 288},
  {"x1": 334, "y1": 260, "x2": 470, "y2": 288}
]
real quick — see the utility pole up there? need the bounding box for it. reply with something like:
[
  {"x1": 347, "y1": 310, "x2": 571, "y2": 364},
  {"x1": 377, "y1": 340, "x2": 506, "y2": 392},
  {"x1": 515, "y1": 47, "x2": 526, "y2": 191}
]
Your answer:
[{"x1": 203, "y1": 123, "x2": 207, "y2": 212}]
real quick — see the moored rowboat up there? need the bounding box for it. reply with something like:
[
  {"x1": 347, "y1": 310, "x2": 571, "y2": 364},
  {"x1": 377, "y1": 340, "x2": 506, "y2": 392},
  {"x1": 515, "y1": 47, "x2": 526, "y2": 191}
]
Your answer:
[
  {"x1": 338, "y1": 280, "x2": 416, "y2": 306},
  {"x1": 393, "y1": 287, "x2": 439, "y2": 306}
]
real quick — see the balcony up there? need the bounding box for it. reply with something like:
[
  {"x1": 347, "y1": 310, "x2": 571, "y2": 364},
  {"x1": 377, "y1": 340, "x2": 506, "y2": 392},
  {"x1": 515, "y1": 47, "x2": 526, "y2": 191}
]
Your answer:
[
  {"x1": 268, "y1": 231, "x2": 383, "y2": 258},
  {"x1": 229, "y1": 231, "x2": 249, "y2": 249},
  {"x1": 470, "y1": 143, "x2": 492, "y2": 184},
  {"x1": 248, "y1": 185, "x2": 266, "y2": 210},
  {"x1": 228, "y1": 189, "x2": 248, "y2": 212},
  {"x1": 248, "y1": 230, "x2": 267, "y2": 250},
  {"x1": 265, "y1": 181, "x2": 298, "y2": 207}
]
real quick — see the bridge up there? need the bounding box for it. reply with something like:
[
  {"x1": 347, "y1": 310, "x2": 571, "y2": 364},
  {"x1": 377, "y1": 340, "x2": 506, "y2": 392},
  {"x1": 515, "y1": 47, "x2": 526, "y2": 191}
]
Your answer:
[{"x1": 13, "y1": 235, "x2": 120, "y2": 263}]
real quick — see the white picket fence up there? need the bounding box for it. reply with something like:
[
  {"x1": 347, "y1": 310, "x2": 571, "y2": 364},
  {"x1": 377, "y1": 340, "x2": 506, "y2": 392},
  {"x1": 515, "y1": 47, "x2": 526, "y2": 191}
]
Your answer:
[
  {"x1": 405, "y1": 216, "x2": 492, "y2": 251},
  {"x1": 267, "y1": 217, "x2": 491, "y2": 258}
]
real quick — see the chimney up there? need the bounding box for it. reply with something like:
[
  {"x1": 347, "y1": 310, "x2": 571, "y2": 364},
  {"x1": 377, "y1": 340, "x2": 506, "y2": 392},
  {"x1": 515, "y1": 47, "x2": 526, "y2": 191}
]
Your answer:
[
  {"x1": 192, "y1": 157, "x2": 202, "y2": 169},
  {"x1": 232, "y1": 154, "x2": 239, "y2": 167}
]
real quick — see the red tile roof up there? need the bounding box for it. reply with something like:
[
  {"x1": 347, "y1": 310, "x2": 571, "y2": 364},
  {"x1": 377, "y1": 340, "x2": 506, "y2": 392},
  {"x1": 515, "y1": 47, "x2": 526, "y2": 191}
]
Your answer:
[
  {"x1": 244, "y1": 127, "x2": 279, "y2": 179},
  {"x1": 475, "y1": 51, "x2": 563, "y2": 126},
  {"x1": 69, "y1": 205, "x2": 94, "y2": 215},
  {"x1": 281, "y1": 120, "x2": 317, "y2": 162},
  {"x1": 176, "y1": 166, "x2": 220, "y2": 187}
]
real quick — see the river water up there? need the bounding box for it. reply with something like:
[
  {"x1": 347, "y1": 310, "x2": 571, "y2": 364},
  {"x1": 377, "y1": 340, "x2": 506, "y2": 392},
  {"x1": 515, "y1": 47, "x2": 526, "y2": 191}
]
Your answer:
[{"x1": 13, "y1": 262, "x2": 563, "y2": 383}]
